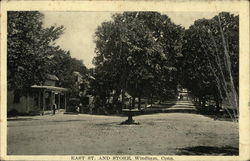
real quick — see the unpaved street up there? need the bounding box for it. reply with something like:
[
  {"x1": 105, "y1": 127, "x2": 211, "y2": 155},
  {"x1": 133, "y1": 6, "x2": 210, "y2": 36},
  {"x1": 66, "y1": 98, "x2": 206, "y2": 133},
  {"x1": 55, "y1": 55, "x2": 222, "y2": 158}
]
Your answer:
[{"x1": 7, "y1": 101, "x2": 238, "y2": 155}]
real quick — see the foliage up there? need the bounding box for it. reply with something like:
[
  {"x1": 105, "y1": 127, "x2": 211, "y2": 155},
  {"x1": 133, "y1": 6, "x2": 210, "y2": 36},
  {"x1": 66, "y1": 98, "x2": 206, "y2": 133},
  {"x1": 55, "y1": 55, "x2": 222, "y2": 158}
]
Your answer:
[
  {"x1": 48, "y1": 50, "x2": 87, "y2": 97},
  {"x1": 8, "y1": 11, "x2": 239, "y2": 119},
  {"x1": 7, "y1": 11, "x2": 87, "y2": 98},
  {"x1": 181, "y1": 12, "x2": 239, "y2": 120},
  {"x1": 8, "y1": 11, "x2": 63, "y2": 92},
  {"x1": 93, "y1": 12, "x2": 184, "y2": 111}
]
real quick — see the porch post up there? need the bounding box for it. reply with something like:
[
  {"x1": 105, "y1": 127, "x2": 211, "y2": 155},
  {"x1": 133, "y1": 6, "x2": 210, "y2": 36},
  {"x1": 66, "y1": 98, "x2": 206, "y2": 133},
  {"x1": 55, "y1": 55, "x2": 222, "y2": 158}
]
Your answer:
[
  {"x1": 58, "y1": 93, "x2": 61, "y2": 109},
  {"x1": 64, "y1": 93, "x2": 67, "y2": 111},
  {"x1": 42, "y1": 90, "x2": 45, "y2": 112},
  {"x1": 26, "y1": 96, "x2": 29, "y2": 112},
  {"x1": 52, "y1": 92, "x2": 55, "y2": 107},
  {"x1": 50, "y1": 92, "x2": 53, "y2": 111},
  {"x1": 38, "y1": 91, "x2": 41, "y2": 110}
]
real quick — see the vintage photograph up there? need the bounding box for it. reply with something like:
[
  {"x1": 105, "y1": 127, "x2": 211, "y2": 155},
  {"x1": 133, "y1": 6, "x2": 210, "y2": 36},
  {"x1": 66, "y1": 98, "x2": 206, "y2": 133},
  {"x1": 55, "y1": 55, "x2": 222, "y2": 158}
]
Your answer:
[{"x1": 5, "y1": 10, "x2": 240, "y2": 156}]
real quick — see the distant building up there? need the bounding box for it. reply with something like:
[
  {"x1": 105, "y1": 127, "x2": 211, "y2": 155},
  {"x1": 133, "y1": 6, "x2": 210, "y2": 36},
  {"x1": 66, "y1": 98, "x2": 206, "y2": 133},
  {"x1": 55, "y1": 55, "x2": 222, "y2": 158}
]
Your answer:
[
  {"x1": 70, "y1": 72, "x2": 95, "y2": 111},
  {"x1": 7, "y1": 74, "x2": 68, "y2": 115},
  {"x1": 177, "y1": 88, "x2": 190, "y2": 100}
]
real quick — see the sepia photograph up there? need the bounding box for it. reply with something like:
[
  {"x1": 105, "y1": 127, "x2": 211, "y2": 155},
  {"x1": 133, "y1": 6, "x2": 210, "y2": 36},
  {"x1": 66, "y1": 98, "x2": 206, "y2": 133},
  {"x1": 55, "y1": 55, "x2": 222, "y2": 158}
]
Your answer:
[{"x1": 0, "y1": 1, "x2": 249, "y2": 161}]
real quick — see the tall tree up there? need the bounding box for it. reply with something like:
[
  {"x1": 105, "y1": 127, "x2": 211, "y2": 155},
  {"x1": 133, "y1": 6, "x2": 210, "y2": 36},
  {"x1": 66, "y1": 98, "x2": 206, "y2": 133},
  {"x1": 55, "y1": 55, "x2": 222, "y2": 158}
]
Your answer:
[
  {"x1": 49, "y1": 49, "x2": 88, "y2": 97},
  {"x1": 8, "y1": 11, "x2": 64, "y2": 94},
  {"x1": 181, "y1": 12, "x2": 239, "y2": 120},
  {"x1": 93, "y1": 12, "x2": 184, "y2": 111}
]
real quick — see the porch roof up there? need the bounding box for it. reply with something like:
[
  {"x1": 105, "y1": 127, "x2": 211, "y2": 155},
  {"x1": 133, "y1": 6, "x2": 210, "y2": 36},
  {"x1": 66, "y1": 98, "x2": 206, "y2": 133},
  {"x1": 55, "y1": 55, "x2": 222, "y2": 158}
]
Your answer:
[{"x1": 31, "y1": 85, "x2": 68, "y2": 92}]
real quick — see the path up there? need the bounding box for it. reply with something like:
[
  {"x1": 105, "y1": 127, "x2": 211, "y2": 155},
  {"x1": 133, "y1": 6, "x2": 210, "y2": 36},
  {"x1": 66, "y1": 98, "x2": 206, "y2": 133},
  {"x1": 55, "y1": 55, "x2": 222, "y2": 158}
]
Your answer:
[{"x1": 144, "y1": 100, "x2": 197, "y2": 114}]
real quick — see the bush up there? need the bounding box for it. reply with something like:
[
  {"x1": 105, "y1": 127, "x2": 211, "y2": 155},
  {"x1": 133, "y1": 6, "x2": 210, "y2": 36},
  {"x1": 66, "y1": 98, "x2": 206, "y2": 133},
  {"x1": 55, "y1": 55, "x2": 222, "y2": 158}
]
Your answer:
[{"x1": 7, "y1": 109, "x2": 19, "y2": 117}]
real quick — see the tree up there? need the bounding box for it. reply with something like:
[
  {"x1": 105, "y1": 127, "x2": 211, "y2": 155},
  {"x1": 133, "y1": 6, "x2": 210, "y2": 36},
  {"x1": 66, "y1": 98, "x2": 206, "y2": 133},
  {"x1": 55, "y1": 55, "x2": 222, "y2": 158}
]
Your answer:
[
  {"x1": 181, "y1": 12, "x2": 239, "y2": 120},
  {"x1": 7, "y1": 11, "x2": 64, "y2": 95},
  {"x1": 8, "y1": 11, "x2": 88, "y2": 100},
  {"x1": 93, "y1": 12, "x2": 184, "y2": 112},
  {"x1": 48, "y1": 49, "x2": 88, "y2": 97}
]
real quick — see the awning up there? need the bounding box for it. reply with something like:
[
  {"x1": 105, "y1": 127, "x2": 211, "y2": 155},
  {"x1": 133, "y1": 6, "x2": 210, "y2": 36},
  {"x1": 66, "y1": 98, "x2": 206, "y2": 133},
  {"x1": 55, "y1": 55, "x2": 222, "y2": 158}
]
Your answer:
[
  {"x1": 46, "y1": 74, "x2": 59, "y2": 81},
  {"x1": 31, "y1": 85, "x2": 68, "y2": 92}
]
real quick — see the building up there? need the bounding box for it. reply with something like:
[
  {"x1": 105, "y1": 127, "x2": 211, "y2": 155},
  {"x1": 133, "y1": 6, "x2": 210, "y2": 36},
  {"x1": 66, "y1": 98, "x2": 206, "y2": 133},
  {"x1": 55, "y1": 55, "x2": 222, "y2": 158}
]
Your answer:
[
  {"x1": 178, "y1": 88, "x2": 190, "y2": 100},
  {"x1": 7, "y1": 74, "x2": 68, "y2": 115},
  {"x1": 68, "y1": 72, "x2": 94, "y2": 112}
]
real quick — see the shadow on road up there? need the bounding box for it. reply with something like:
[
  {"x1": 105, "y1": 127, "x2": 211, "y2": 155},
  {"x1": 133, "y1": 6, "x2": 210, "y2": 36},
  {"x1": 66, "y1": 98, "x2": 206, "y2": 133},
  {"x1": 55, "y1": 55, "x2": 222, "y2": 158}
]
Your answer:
[
  {"x1": 141, "y1": 108, "x2": 197, "y2": 115},
  {"x1": 197, "y1": 113, "x2": 236, "y2": 122},
  {"x1": 51, "y1": 119, "x2": 87, "y2": 123},
  {"x1": 7, "y1": 118, "x2": 35, "y2": 121},
  {"x1": 176, "y1": 146, "x2": 239, "y2": 155}
]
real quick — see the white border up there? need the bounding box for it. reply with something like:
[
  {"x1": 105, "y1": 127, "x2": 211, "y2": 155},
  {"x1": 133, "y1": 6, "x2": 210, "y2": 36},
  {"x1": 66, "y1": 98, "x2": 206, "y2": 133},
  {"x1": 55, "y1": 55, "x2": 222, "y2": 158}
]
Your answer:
[{"x1": 1, "y1": 1, "x2": 249, "y2": 161}]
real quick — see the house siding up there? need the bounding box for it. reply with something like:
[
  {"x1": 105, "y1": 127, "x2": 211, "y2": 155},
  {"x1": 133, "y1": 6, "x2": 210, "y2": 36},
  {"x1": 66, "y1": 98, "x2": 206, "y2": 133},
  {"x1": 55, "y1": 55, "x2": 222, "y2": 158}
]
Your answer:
[{"x1": 7, "y1": 90, "x2": 39, "y2": 113}]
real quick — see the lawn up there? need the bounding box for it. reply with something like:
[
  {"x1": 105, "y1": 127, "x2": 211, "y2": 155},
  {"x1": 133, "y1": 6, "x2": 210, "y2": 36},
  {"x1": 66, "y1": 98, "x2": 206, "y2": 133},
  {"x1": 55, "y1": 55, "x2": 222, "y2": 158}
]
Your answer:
[{"x1": 7, "y1": 112, "x2": 238, "y2": 155}]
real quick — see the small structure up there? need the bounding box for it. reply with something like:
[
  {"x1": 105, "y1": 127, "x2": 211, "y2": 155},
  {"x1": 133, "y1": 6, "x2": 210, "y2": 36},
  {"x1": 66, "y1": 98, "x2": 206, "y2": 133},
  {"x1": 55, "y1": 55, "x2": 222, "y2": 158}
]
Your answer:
[
  {"x1": 121, "y1": 108, "x2": 140, "y2": 125},
  {"x1": 120, "y1": 91, "x2": 141, "y2": 125},
  {"x1": 178, "y1": 88, "x2": 190, "y2": 100},
  {"x1": 7, "y1": 74, "x2": 68, "y2": 115}
]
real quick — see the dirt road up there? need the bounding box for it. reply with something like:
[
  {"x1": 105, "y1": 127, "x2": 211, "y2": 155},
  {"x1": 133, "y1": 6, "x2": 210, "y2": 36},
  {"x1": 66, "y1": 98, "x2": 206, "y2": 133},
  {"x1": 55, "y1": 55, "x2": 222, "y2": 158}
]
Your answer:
[{"x1": 7, "y1": 101, "x2": 238, "y2": 155}]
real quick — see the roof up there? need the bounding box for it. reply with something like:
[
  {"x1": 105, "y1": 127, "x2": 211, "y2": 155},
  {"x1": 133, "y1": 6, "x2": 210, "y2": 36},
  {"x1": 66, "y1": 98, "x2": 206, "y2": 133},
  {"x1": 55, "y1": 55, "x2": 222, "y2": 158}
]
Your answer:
[
  {"x1": 176, "y1": 53, "x2": 184, "y2": 58},
  {"x1": 31, "y1": 85, "x2": 68, "y2": 92},
  {"x1": 46, "y1": 74, "x2": 59, "y2": 81},
  {"x1": 87, "y1": 75, "x2": 95, "y2": 80},
  {"x1": 73, "y1": 71, "x2": 83, "y2": 77},
  {"x1": 73, "y1": 71, "x2": 95, "y2": 80}
]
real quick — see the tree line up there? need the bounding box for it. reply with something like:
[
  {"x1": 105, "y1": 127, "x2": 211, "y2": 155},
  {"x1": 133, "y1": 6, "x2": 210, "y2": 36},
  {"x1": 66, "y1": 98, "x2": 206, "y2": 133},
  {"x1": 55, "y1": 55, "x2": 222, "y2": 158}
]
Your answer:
[
  {"x1": 181, "y1": 12, "x2": 239, "y2": 120},
  {"x1": 7, "y1": 11, "x2": 87, "y2": 99},
  {"x1": 90, "y1": 12, "x2": 183, "y2": 113},
  {"x1": 91, "y1": 11, "x2": 239, "y2": 119},
  {"x1": 7, "y1": 11, "x2": 239, "y2": 120}
]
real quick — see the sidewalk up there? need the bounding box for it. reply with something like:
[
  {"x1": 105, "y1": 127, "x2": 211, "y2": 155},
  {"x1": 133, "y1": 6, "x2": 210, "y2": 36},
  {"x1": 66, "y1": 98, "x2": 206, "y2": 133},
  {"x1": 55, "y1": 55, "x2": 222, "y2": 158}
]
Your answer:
[{"x1": 143, "y1": 100, "x2": 197, "y2": 114}]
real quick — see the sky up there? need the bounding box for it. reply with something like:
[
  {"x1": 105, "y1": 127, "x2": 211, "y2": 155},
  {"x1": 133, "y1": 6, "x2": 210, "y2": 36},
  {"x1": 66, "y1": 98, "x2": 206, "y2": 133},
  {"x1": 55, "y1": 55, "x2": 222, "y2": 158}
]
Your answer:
[{"x1": 42, "y1": 11, "x2": 219, "y2": 68}]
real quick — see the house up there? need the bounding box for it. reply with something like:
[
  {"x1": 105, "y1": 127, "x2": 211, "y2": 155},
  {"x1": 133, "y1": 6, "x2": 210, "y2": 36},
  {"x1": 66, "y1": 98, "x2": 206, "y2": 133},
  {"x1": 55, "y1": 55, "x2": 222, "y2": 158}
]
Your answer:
[
  {"x1": 7, "y1": 74, "x2": 68, "y2": 115},
  {"x1": 70, "y1": 72, "x2": 94, "y2": 110}
]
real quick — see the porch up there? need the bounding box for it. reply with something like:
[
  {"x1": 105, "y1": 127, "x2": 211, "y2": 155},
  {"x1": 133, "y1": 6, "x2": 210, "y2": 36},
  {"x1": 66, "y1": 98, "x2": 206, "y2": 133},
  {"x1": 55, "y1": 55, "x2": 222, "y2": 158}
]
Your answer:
[{"x1": 31, "y1": 85, "x2": 68, "y2": 114}]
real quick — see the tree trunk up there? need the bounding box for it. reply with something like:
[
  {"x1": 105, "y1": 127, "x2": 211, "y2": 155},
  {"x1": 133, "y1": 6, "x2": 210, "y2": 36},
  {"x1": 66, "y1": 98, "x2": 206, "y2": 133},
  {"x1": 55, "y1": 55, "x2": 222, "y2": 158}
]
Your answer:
[
  {"x1": 215, "y1": 99, "x2": 221, "y2": 113},
  {"x1": 112, "y1": 88, "x2": 121, "y2": 105},
  {"x1": 201, "y1": 97, "x2": 206, "y2": 108},
  {"x1": 132, "y1": 96, "x2": 135, "y2": 109},
  {"x1": 121, "y1": 89, "x2": 125, "y2": 109},
  {"x1": 138, "y1": 94, "x2": 141, "y2": 110},
  {"x1": 198, "y1": 97, "x2": 202, "y2": 106},
  {"x1": 150, "y1": 93, "x2": 153, "y2": 106}
]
